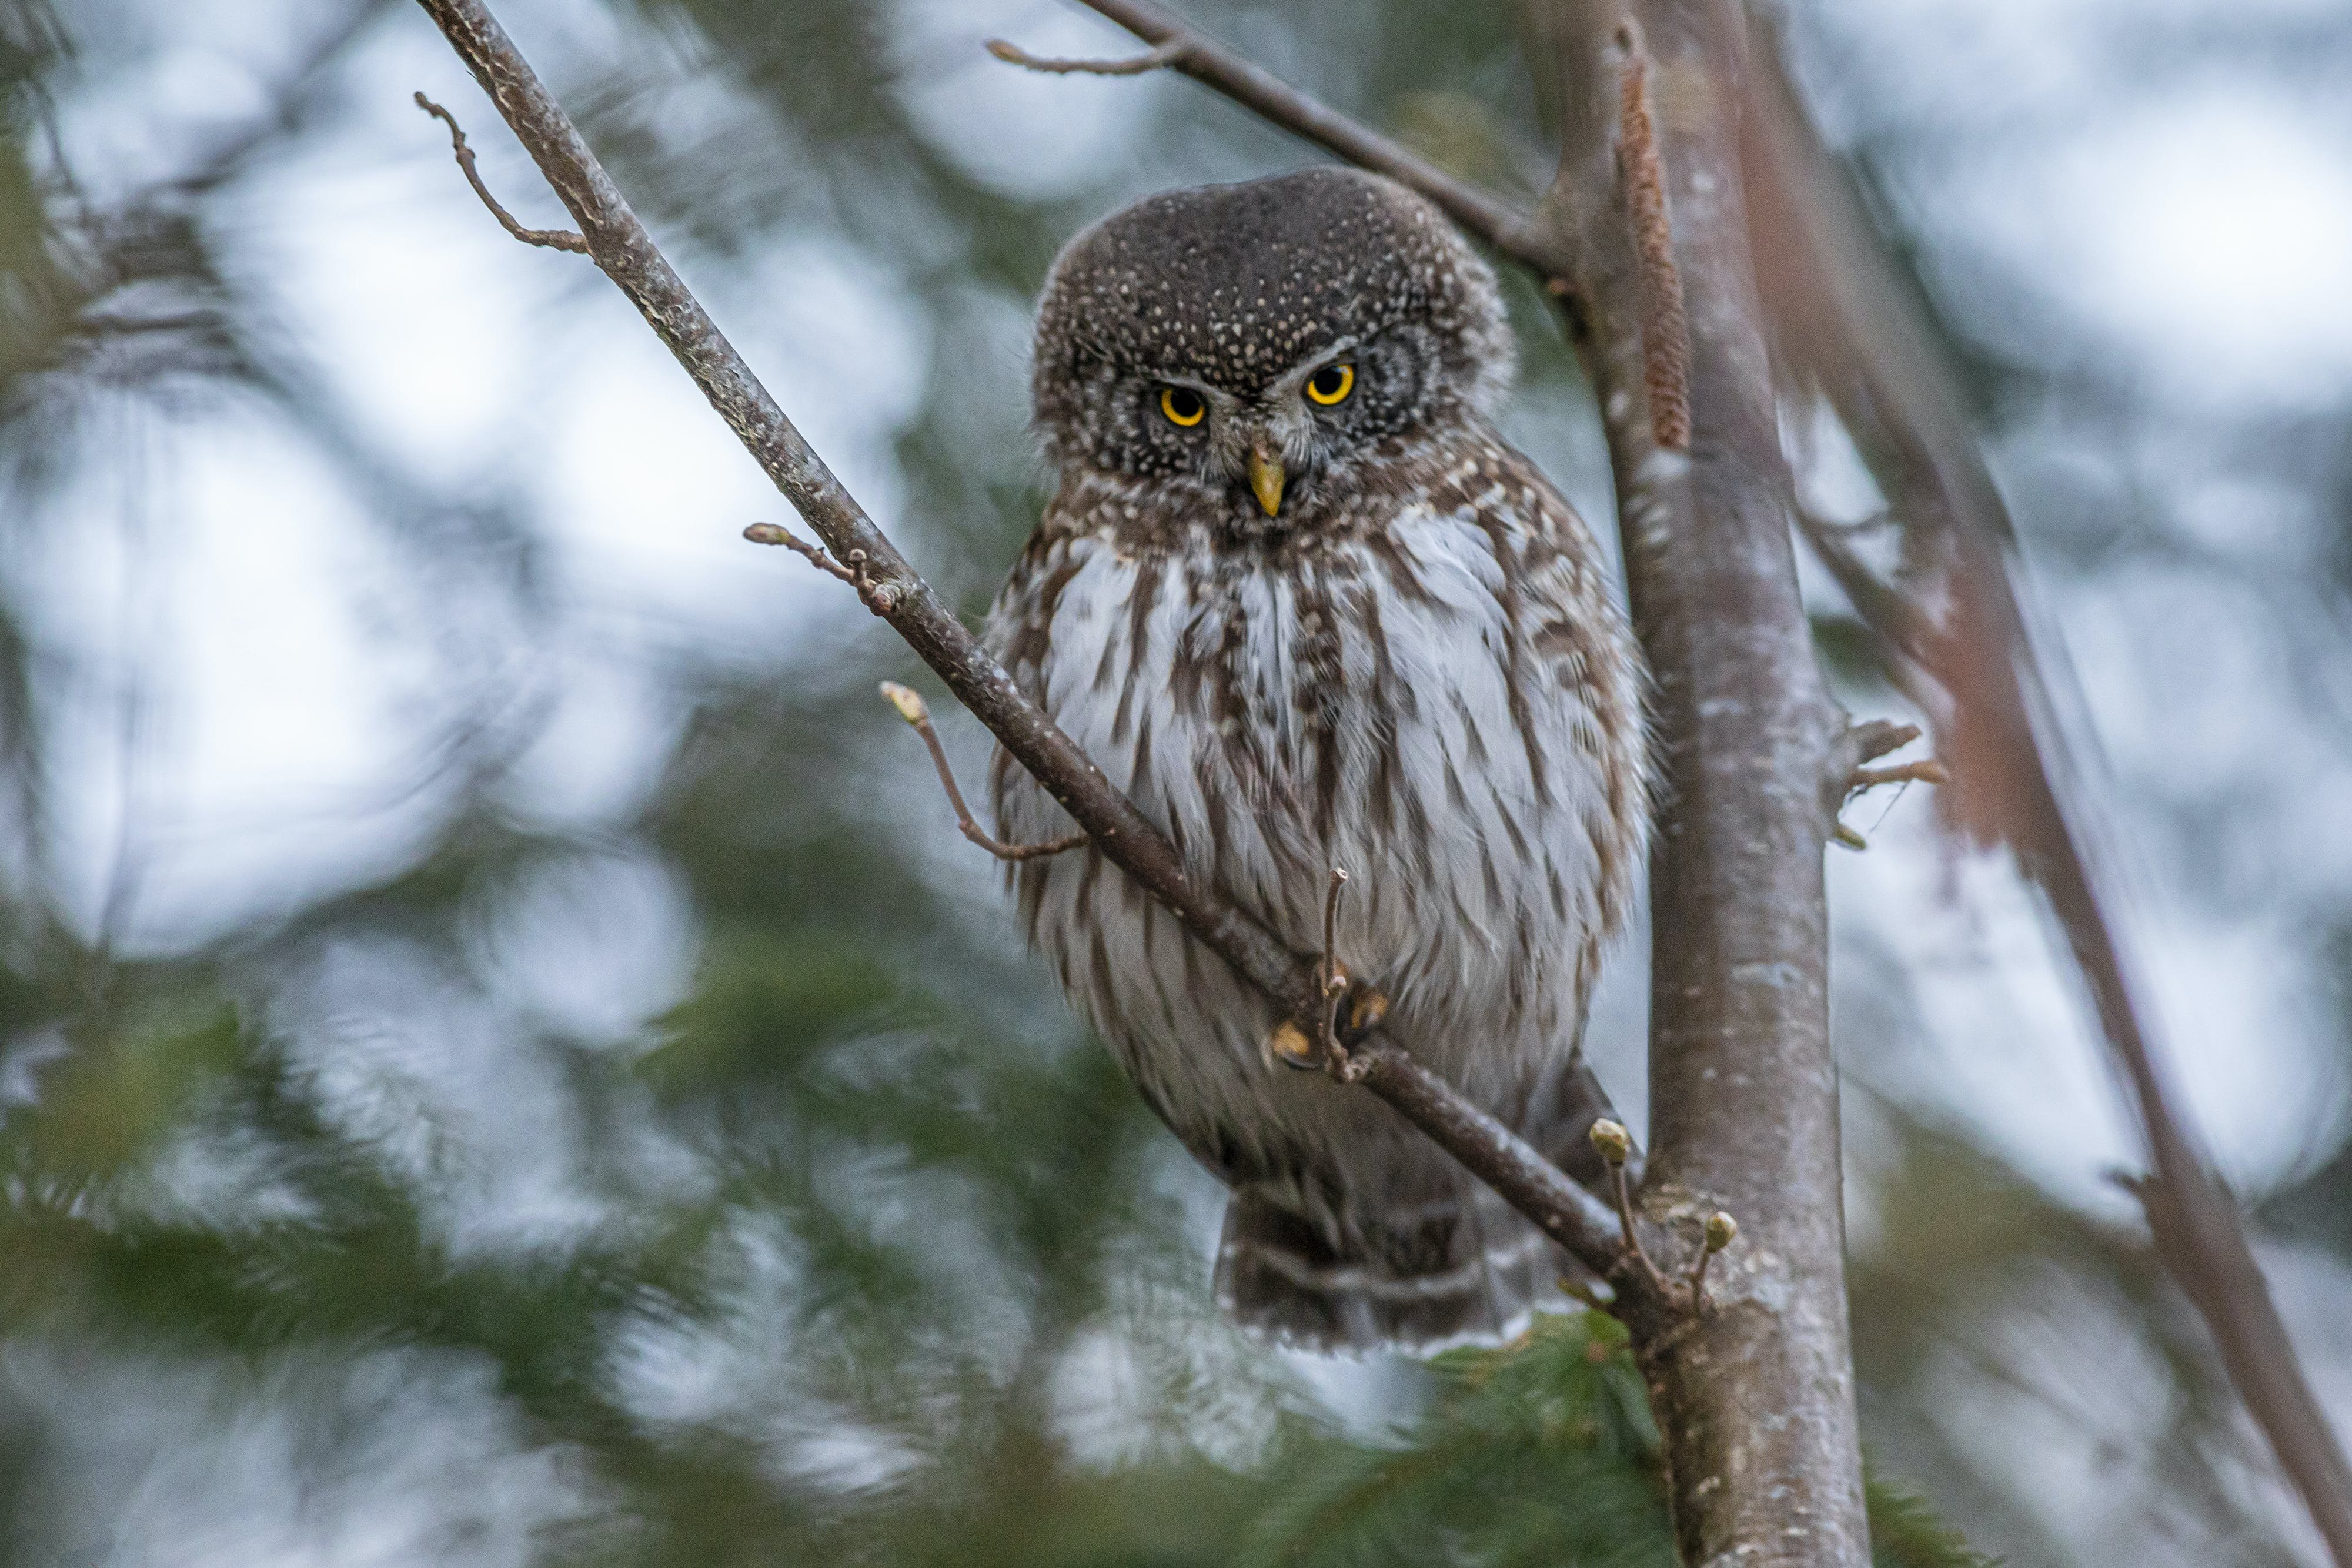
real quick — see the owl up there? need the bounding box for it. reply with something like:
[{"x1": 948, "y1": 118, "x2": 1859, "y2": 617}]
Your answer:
[{"x1": 987, "y1": 168, "x2": 1648, "y2": 1352}]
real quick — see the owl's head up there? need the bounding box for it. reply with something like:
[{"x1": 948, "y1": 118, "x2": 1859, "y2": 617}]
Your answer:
[{"x1": 1031, "y1": 168, "x2": 1512, "y2": 530}]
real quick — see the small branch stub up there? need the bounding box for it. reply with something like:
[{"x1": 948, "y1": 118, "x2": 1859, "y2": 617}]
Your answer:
[
  {"x1": 878, "y1": 682, "x2": 1088, "y2": 863},
  {"x1": 1850, "y1": 758, "x2": 1950, "y2": 793},
  {"x1": 745, "y1": 523, "x2": 904, "y2": 614}
]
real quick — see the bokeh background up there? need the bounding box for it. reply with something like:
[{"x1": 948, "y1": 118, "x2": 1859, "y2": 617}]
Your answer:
[{"x1": 4, "y1": 0, "x2": 2350, "y2": 1563}]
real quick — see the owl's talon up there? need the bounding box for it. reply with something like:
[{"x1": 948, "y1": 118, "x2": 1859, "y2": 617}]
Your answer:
[{"x1": 1263, "y1": 1019, "x2": 1321, "y2": 1072}]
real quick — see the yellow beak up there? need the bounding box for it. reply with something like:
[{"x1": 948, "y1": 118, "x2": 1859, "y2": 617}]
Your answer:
[{"x1": 1247, "y1": 442, "x2": 1285, "y2": 517}]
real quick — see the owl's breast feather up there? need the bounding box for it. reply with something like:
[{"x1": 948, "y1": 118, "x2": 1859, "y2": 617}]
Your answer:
[{"x1": 985, "y1": 456, "x2": 1646, "y2": 1114}]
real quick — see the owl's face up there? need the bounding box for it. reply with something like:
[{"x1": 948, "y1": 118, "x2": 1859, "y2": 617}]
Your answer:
[{"x1": 1031, "y1": 168, "x2": 1514, "y2": 536}]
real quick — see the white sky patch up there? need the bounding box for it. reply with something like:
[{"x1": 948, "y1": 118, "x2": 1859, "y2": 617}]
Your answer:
[
  {"x1": 129, "y1": 421, "x2": 476, "y2": 944},
  {"x1": 233, "y1": 109, "x2": 564, "y2": 493},
  {"x1": 0, "y1": 407, "x2": 464, "y2": 949},
  {"x1": 460, "y1": 846, "x2": 698, "y2": 1048},
  {"x1": 890, "y1": 0, "x2": 1169, "y2": 201},
  {"x1": 5, "y1": 1340, "x2": 599, "y2": 1568},
  {"x1": 1955, "y1": 85, "x2": 2352, "y2": 407},
  {"x1": 535, "y1": 235, "x2": 926, "y2": 659},
  {"x1": 492, "y1": 642, "x2": 686, "y2": 831},
  {"x1": 1830, "y1": 825, "x2": 2141, "y2": 1208}
]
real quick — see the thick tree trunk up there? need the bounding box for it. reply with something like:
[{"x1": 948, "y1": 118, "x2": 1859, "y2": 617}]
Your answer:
[{"x1": 1534, "y1": 4, "x2": 1872, "y2": 1562}]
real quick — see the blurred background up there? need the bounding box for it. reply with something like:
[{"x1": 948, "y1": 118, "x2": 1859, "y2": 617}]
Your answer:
[{"x1": 2, "y1": 0, "x2": 2349, "y2": 1563}]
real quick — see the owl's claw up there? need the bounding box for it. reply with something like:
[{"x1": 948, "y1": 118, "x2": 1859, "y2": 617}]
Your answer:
[{"x1": 1263, "y1": 1020, "x2": 1321, "y2": 1071}]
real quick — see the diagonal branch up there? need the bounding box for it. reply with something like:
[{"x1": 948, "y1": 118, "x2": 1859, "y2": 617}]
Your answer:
[
  {"x1": 406, "y1": 0, "x2": 1632, "y2": 1284},
  {"x1": 1058, "y1": 0, "x2": 1555, "y2": 269}
]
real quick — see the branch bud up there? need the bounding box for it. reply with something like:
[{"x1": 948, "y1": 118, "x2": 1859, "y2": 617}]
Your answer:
[
  {"x1": 878, "y1": 681, "x2": 930, "y2": 727},
  {"x1": 1588, "y1": 1118, "x2": 1632, "y2": 1165},
  {"x1": 744, "y1": 523, "x2": 790, "y2": 545},
  {"x1": 1703, "y1": 1211, "x2": 1738, "y2": 1252}
]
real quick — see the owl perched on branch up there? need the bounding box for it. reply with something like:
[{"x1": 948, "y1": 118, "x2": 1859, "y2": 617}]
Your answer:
[{"x1": 988, "y1": 168, "x2": 1648, "y2": 1352}]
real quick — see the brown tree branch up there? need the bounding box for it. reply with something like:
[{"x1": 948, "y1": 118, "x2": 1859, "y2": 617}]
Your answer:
[
  {"x1": 1742, "y1": 21, "x2": 2352, "y2": 1565},
  {"x1": 406, "y1": 0, "x2": 1636, "y2": 1287}
]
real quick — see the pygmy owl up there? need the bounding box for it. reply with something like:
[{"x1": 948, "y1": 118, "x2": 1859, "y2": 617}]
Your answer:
[{"x1": 987, "y1": 168, "x2": 1648, "y2": 1351}]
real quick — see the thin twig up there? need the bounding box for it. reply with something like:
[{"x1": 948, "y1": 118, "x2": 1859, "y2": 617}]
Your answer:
[
  {"x1": 743, "y1": 520, "x2": 856, "y2": 585},
  {"x1": 1317, "y1": 867, "x2": 1350, "y2": 1062},
  {"x1": 1588, "y1": 1118, "x2": 1666, "y2": 1292},
  {"x1": 878, "y1": 684, "x2": 1087, "y2": 862},
  {"x1": 1795, "y1": 503, "x2": 1942, "y2": 668},
  {"x1": 412, "y1": 92, "x2": 587, "y2": 253},
  {"x1": 984, "y1": 36, "x2": 1184, "y2": 76}
]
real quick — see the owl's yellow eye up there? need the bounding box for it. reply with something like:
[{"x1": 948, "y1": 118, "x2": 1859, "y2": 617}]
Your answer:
[
  {"x1": 1160, "y1": 386, "x2": 1206, "y2": 427},
  {"x1": 1305, "y1": 363, "x2": 1354, "y2": 406}
]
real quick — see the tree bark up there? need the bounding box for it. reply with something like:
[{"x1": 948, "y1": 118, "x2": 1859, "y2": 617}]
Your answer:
[{"x1": 1534, "y1": 4, "x2": 1871, "y2": 1562}]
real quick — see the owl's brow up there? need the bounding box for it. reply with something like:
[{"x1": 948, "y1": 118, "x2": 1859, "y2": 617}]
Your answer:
[
  {"x1": 1147, "y1": 370, "x2": 1225, "y2": 398},
  {"x1": 1267, "y1": 335, "x2": 1361, "y2": 394},
  {"x1": 1140, "y1": 337, "x2": 1361, "y2": 407}
]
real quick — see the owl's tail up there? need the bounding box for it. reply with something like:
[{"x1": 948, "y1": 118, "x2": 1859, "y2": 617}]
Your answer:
[
  {"x1": 1213, "y1": 1057, "x2": 1621, "y2": 1353},
  {"x1": 1215, "y1": 1184, "x2": 1564, "y2": 1352}
]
